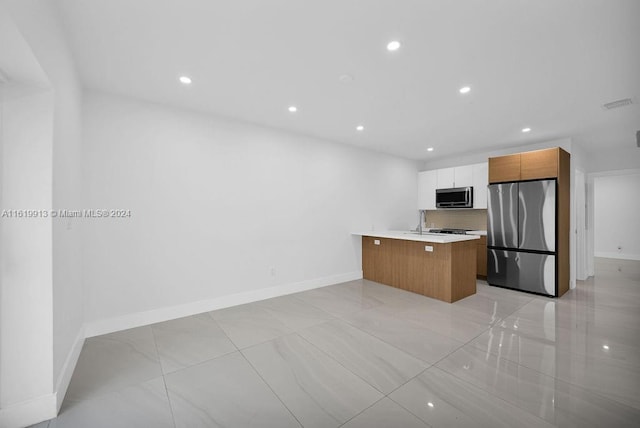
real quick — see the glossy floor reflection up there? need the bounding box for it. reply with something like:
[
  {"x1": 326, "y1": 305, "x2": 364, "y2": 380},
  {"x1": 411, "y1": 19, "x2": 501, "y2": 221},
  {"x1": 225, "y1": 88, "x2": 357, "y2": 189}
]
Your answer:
[{"x1": 34, "y1": 258, "x2": 640, "y2": 427}]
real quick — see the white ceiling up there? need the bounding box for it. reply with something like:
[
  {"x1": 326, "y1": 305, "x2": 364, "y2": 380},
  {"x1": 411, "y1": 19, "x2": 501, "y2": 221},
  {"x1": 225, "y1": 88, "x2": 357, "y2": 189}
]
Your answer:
[{"x1": 56, "y1": 0, "x2": 640, "y2": 160}]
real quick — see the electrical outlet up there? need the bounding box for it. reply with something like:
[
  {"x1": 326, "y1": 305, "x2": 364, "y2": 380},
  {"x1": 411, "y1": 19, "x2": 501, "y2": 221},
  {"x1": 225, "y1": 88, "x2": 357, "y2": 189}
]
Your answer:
[{"x1": 425, "y1": 245, "x2": 433, "y2": 252}]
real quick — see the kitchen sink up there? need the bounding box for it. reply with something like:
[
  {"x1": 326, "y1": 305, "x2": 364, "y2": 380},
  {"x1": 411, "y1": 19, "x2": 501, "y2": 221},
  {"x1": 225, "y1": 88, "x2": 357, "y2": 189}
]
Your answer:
[{"x1": 404, "y1": 231, "x2": 443, "y2": 236}]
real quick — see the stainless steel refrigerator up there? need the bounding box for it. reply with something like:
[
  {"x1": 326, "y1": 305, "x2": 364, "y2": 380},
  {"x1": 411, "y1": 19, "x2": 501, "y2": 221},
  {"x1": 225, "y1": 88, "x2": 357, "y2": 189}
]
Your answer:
[{"x1": 487, "y1": 179, "x2": 557, "y2": 296}]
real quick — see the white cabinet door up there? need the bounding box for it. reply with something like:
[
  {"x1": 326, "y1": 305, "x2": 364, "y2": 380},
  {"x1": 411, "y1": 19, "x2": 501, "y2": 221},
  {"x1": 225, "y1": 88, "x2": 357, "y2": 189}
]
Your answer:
[
  {"x1": 454, "y1": 165, "x2": 473, "y2": 187},
  {"x1": 436, "y1": 167, "x2": 455, "y2": 188},
  {"x1": 472, "y1": 162, "x2": 488, "y2": 209},
  {"x1": 418, "y1": 170, "x2": 437, "y2": 209}
]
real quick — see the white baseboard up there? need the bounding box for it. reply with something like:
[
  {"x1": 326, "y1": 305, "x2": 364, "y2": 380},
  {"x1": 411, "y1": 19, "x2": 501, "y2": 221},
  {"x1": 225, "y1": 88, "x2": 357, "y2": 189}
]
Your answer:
[
  {"x1": 595, "y1": 252, "x2": 640, "y2": 261},
  {"x1": 55, "y1": 326, "x2": 85, "y2": 411},
  {"x1": 0, "y1": 327, "x2": 85, "y2": 427},
  {"x1": 0, "y1": 271, "x2": 364, "y2": 427},
  {"x1": 85, "y1": 271, "x2": 363, "y2": 338},
  {"x1": 0, "y1": 393, "x2": 56, "y2": 428}
]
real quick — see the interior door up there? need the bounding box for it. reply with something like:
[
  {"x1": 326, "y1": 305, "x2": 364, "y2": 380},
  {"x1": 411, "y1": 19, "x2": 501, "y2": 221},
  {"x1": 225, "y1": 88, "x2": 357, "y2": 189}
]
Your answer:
[{"x1": 575, "y1": 169, "x2": 587, "y2": 280}]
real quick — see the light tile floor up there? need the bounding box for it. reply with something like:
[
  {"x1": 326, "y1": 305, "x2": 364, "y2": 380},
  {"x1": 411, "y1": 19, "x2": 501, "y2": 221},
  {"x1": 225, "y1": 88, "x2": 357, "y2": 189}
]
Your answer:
[{"x1": 32, "y1": 258, "x2": 640, "y2": 427}]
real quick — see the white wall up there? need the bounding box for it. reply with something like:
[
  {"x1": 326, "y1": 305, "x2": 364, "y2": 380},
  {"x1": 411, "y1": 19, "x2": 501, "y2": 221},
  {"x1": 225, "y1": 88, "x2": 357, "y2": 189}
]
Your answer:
[
  {"x1": 5, "y1": 0, "x2": 85, "y2": 406},
  {"x1": 588, "y1": 146, "x2": 640, "y2": 172},
  {"x1": 570, "y1": 144, "x2": 589, "y2": 281},
  {"x1": 586, "y1": 146, "x2": 640, "y2": 274},
  {"x1": 0, "y1": 89, "x2": 55, "y2": 418},
  {"x1": 594, "y1": 172, "x2": 640, "y2": 260},
  {"x1": 82, "y1": 91, "x2": 418, "y2": 328}
]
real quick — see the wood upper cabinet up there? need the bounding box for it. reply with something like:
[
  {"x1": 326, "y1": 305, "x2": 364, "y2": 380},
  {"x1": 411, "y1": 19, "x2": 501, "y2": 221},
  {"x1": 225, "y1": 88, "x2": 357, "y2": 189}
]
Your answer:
[
  {"x1": 489, "y1": 153, "x2": 521, "y2": 183},
  {"x1": 520, "y1": 148, "x2": 559, "y2": 180},
  {"x1": 489, "y1": 148, "x2": 567, "y2": 183}
]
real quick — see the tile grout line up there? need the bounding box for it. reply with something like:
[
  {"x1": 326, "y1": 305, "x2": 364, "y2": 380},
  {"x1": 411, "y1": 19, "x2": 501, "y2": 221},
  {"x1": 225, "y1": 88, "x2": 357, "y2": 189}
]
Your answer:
[
  {"x1": 406, "y1": 294, "x2": 536, "y2": 375},
  {"x1": 237, "y1": 345, "x2": 305, "y2": 428},
  {"x1": 335, "y1": 396, "x2": 389, "y2": 428},
  {"x1": 294, "y1": 328, "x2": 391, "y2": 396},
  {"x1": 149, "y1": 324, "x2": 178, "y2": 428},
  {"x1": 214, "y1": 291, "x2": 431, "y2": 425},
  {"x1": 426, "y1": 290, "x2": 638, "y2": 427},
  {"x1": 457, "y1": 319, "x2": 640, "y2": 412},
  {"x1": 431, "y1": 354, "x2": 573, "y2": 427},
  {"x1": 207, "y1": 308, "x2": 304, "y2": 426},
  {"x1": 384, "y1": 366, "x2": 549, "y2": 428},
  {"x1": 338, "y1": 306, "x2": 465, "y2": 365},
  {"x1": 205, "y1": 308, "x2": 243, "y2": 352},
  {"x1": 290, "y1": 314, "x2": 443, "y2": 427}
]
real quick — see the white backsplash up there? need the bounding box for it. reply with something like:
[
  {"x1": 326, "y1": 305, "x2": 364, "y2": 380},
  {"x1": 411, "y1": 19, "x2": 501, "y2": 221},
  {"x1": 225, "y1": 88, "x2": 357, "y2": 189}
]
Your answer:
[{"x1": 424, "y1": 209, "x2": 487, "y2": 230}]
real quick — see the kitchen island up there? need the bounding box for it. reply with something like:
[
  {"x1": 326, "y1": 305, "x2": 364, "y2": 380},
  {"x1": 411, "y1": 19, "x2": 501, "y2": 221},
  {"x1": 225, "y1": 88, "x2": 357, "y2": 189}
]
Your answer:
[{"x1": 354, "y1": 231, "x2": 479, "y2": 303}]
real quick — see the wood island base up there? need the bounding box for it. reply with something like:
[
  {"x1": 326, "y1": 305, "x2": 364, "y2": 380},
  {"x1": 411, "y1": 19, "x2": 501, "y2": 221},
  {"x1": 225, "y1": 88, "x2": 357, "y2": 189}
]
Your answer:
[{"x1": 362, "y1": 236, "x2": 477, "y2": 303}]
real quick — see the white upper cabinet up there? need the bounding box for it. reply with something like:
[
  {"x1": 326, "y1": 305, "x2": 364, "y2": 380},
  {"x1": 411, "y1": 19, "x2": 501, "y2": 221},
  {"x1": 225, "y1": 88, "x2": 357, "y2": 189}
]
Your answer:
[
  {"x1": 472, "y1": 162, "x2": 489, "y2": 209},
  {"x1": 418, "y1": 162, "x2": 488, "y2": 210},
  {"x1": 436, "y1": 165, "x2": 473, "y2": 188},
  {"x1": 453, "y1": 165, "x2": 473, "y2": 188},
  {"x1": 417, "y1": 170, "x2": 437, "y2": 210},
  {"x1": 436, "y1": 167, "x2": 455, "y2": 188}
]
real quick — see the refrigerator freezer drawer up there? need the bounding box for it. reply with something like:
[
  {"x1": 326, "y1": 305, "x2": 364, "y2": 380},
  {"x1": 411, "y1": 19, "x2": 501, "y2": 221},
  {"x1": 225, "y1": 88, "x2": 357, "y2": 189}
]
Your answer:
[{"x1": 488, "y1": 249, "x2": 556, "y2": 296}]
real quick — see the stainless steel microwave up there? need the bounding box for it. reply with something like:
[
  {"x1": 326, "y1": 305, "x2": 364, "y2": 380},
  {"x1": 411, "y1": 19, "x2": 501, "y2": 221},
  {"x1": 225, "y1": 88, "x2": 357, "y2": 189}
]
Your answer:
[{"x1": 436, "y1": 186, "x2": 473, "y2": 208}]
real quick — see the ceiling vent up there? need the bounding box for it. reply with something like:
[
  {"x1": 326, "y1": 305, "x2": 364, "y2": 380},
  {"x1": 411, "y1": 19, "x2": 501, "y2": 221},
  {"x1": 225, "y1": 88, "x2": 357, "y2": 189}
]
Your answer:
[{"x1": 602, "y1": 98, "x2": 633, "y2": 110}]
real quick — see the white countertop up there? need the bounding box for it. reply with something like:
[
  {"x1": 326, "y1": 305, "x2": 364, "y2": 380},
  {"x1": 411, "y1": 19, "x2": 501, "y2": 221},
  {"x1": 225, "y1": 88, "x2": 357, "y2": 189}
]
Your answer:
[
  {"x1": 466, "y1": 230, "x2": 487, "y2": 236},
  {"x1": 353, "y1": 230, "x2": 480, "y2": 244}
]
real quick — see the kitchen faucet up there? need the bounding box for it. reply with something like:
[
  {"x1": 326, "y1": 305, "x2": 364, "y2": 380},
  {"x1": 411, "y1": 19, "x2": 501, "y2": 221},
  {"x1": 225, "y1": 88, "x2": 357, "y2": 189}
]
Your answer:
[{"x1": 418, "y1": 210, "x2": 425, "y2": 235}]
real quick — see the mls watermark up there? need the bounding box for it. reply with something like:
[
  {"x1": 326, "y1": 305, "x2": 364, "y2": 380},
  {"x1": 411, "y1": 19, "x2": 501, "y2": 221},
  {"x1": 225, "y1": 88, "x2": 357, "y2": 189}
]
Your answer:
[{"x1": 1, "y1": 209, "x2": 132, "y2": 219}]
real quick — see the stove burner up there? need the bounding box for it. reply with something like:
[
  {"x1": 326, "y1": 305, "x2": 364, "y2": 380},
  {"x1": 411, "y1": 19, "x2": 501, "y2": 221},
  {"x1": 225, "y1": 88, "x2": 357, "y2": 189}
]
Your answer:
[{"x1": 430, "y1": 228, "x2": 468, "y2": 235}]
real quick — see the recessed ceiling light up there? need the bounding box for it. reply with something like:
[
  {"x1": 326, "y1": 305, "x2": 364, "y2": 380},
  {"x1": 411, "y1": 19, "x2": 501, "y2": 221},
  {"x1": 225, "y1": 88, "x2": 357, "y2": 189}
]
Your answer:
[
  {"x1": 288, "y1": 106, "x2": 298, "y2": 113},
  {"x1": 427, "y1": 402, "x2": 434, "y2": 408},
  {"x1": 603, "y1": 344, "x2": 609, "y2": 350},
  {"x1": 522, "y1": 127, "x2": 531, "y2": 133},
  {"x1": 386, "y1": 40, "x2": 401, "y2": 51},
  {"x1": 427, "y1": 147, "x2": 434, "y2": 152},
  {"x1": 356, "y1": 125, "x2": 364, "y2": 131},
  {"x1": 339, "y1": 74, "x2": 354, "y2": 83},
  {"x1": 459, "y1": 86, "x2": 471, "y2": 94},
  {"x1": 179, "y1": 76, "x2": 192, "y2": 85}
]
